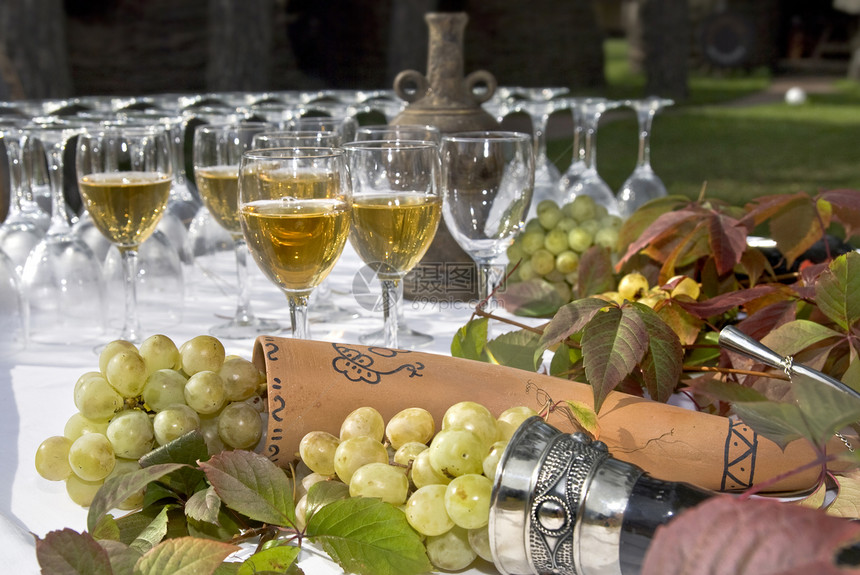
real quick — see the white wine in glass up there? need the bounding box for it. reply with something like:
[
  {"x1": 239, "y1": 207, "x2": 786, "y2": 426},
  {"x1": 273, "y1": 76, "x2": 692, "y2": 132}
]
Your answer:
[
  {"x1": 342, "y1": 140, "x2": 440, "y2": 349},
  {"x1": 77, "y1": 125, "x2": 173, "y2": 344},
  {"x1": 239, "y1": 147, "x2": 351, "y2": 339}
]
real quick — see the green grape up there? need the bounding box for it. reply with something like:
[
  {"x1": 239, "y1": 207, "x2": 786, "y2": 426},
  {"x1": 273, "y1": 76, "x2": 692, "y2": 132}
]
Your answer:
[
  {"x1": 593, "y1": 203, "x2": 609, "y2": 220},
  {"x1": 199, "y1": 413, "x2": 226, "y2": 455},
  {"x1": 299, "y1": 430, "x2": 340, "y2": 476},
  {"x1": 405, "y1": 484, "x2": 454, "y2": 536},
  {"x1": 536, "y1": 203, "x2": 562, "y2": 230},
  {"x1": 244, "y1": 394, "x2": 266, "y2": 413},
  {"x1": 142, "y1": 369, "x2": 187, "y2": 412},
  {"x1": 153, "y1": 404, "x2": 200, "y2": 446},
  {"x1": 107, "y1": 458, "x2": 144, "y2": 510},
  {"x1": 340, "y1": 406, "x2": 385, "y2": 442},
  {"x1": 411, "y1": 448, "x2": 451, "y2": 488},
  {"x1": 601, "y1": 214, "x2": 624, "y2": 230},
  {"x1": 393, "y1": 441, "x2": 428, "y2": 467},
  {"x1": 556, "y1": 216, "x2": 578, "y2": 233},
  {"x1": 428, "y1": 429, "x2": 486, "y2": 478},
  {"x1": 180, "y1": 335, "x2": 226, "y2": 375},
  {"x1": 334, "y1": 436, "x2": 389, "y2": 484},
  {"x1": 98, "y1": 339, "x2": 138, "y2": 375},
  {"x1": 295, "y1": 494, "x2": 308, "y2": 530},
  {"x1": 301, "y1": 472, "x2": 329, "y2": 494},
  {"x1": 106, "y1": 409, "x2": 154, "y2": 459},
  {"x1": 218, "y1": 401, "x2": 263, "y2": 449},
  {"x1": 529, "y1": 248, "x2": 555, "y2": 276},
  {"x1": 506, "y1": 241, "x2": 524, "y2": 266},
  {"x1": 579, "y1": 218, "x2": 600, "y2": 237},
  {"x1": 35, "y1": 435, "x2": 73, "y2": 481},
  {"x1": 441, "y1": 401, "x2": 498, "y2": 449},
  {"x1": 468, "y1": 525, "x2": 493, "y2": 562},
  {"x1": 348, "y1": 462, "x2": 409, "y2": 505},
  {"x1": 74, "y1": 372, "x2": 124, "y2": 421},
  {"x1": 482, "y1": 440, "x2": 508, "y2": 481},
  {"x1": 618, "y1": 272, "x2": 649, "y2": 302},
  {"x1": 524, "y1": 218, "x2": 544, "y2": 233},
  {"x1": 520, "y1": 229, "x2": 546, "y2": 255},
  {"x1": 64, "y1": 413, "x2": 109, "y2": 441},
  {"x1": 68, "y1": 433, "x2": 116, "y2": 482},
  {"x1": 544, "y1": 268, "x2": 565, "y2": 283},
  {"x1": 385, "y1": 407, "x2": 435, "y2": 449},
  {"x1": 555, "y1": 250, "x2": 580, "y2": 275},
  {"x1": 496, "y1": 406, "x2": 538, "y2": 442},
  {"x1": 444, "y1": 473, "x2": 492, "y2": 529},
  {"x1": 65, "y1": 474, "x2": 104, "y2": 507},
  {"x1": 553, "y1": 280, "x2": 571, "y2": 299},
  {"x1": 425, "y1": 525, "x2": 476, "y2": 571},
  {"x1": 184, "y1": 371, "x2": 227, "y2": 415},
  {"x1": 219, "y1": 357, "x2": 263, "y2": 402},
  {"x1": 564, "y1": 271, "x2": 579, "y2": 285},
  {"x1": 567, "y1": 227, "x2": 593, "y2": 253},
  {"x1": 517, "y1": 259, "x2": 537, "y2": 282},
  {"x1": 535, "y1": 198, "x2": 559, "y2": 215},
  {"x1": 567, "y1": 194, "x2": 597, "y2": 222},
  {"x1": 593, "y1": 227, "x2": 619, "y2": 251},
  {"x1": 138, "y1": 334, "x2": 180, "y2": 374},
  {"x1": 105, "y1": 350, "x2": 148, "y2": 398},
  {"x1": 543, "y1": 228, "x2": 569, "y2": 255}
]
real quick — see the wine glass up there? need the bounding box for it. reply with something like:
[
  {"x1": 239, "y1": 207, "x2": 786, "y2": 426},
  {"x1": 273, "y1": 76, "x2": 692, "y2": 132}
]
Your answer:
[
  {"x1": 76, "y1": 124, "x2": 173, "y2": 344},
  {"x1": 21, "y1": 119, "x2": 107, "y2": 344},
  {"x1": 252, "y1": 130, "x2": 342, "y2": 149},
  {"x1": 286, "y1": 114, "x2": 358, "y2": 145},
  {"x1": 193, "y1": 121, "x2": 279, "y2": 339},
  {"x1": 560, "y1": 98, "x2": 622, "y2": 215},
  {"x1": 440, "y1": 131, "x2": 534, "y2": 304},
  {"x1": 617, "y1": 96, "x2": 675, "y2": 219},
  {"x1": 353, "y1": 124, "x2": 442, "y2": 349},
  {"x1": 0, "y1": 246, "x2": 27, "y2": 355},
  {"x1": 556, "y1": 96, "x2": 590, "y2": 199},
  {"x1": 341, "y1": 140, "x2": 441, "y2": 349},
  {"x1": 238, "y1": 147, "x2": 352, "y2": 339}
]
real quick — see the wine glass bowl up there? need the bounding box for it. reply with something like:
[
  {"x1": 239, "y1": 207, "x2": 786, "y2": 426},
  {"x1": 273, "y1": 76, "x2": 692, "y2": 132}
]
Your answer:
[
  {"x1": 341, "y1": 140, "x2": 441, "y2": 349},
  {"x1": 440, "y1": 131, "x2": 534, "y2": 303},
  {"x1": 238, "y1": 147, "x2": 352, "y2": 339}
]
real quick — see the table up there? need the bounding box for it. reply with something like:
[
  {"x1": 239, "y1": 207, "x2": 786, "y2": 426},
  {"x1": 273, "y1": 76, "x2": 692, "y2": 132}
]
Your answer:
[{"x1": 0, "y1": 241, "x2": 517, "y2": 572}]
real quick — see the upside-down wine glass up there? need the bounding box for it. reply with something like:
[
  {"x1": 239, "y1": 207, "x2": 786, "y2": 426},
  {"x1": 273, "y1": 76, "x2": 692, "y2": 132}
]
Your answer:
[
  {"x1": 238, "y1": 147, "x2": 352, "y2": 339},
  {"x1": 560, "y1": 98, "x2": 622, "y2": 215},
  {"x1": 342, "y1": 140, "x2": 441, "y2": 349},
  {"x1": 556, "y1": 96, "x2": 591, "y2": 199},
  {"x1": 22, "y1": 119, "x2": 107, "y2": 344},
  {"x1": 353, "y1": 124, "x2": 442, "y2": 349},
  {"x1": 193, "y1": 121, "x2": 279, "y2": 339},
  {"x1": 616, "y1": 96, "x2": 674, "y2": 218},
  {"x1": 76, "y1": 124, "x2": 173, "y2": 344},
  {"x1": 441, "y1": 131, "x2": 534, "y2": 305}
]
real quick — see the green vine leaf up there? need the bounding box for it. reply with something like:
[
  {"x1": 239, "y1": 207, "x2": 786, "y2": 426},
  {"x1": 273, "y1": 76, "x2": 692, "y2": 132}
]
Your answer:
[
  {"x1": 129, "y1": 506, "x2": 170, "y2": 555},
  {"x1": 199, "y1": 450, "x2": 296, "y2": 527},
  {"x1": 761, "y1": 319, "x2": 844, "y2": 357},
  {"x1": 306, "y1": 480, "x2": 350, "y2": 519},
  {"x1": 815, "y1": 251, "x2": 860, "y2": 331},
  {"x1": 99, "y1": 539, "x2": 142, "y2": 575},
  {"x1": 486, "y1": 329, "x2": 543, "y2": 371},
  {"x1": 496, "y1": 278, "x2": 565, "y2": 317},
  {"x1": 731, "y1": 401, "x2": 807, "y2": 450},
  {"x1": 186, "y1": 486, "x2": 222, "y2": 526},
  {"x1": 631, "y1": 303, "x2": 684, "y2": 403},
  {"x1": 538, "y1": 297, "x2": 608, "y2": 351},
  {"x1": 582, "y1": 306, "x2": 649, "y2": 413},
  {"x1": 237, "y1": 545, "x2": 300, "y2": 575},
  {"x1": 306, "y1": 497, "x2": 431, "y2": 575},
  {"x1": 549, "y1": 342, "x2": 581, "y2": 378},
  {"x1": 563, "y1": 400, "x2": 600, "y2": 438},
  {"x1": 133, "y1": 536, "x2": 240, "y2": 575},
  {"x1": 575, "y1": 245, "x2": 615, "y2": 298},
  {"x1": 138, "y1": 430, "x2": 209, "y2": 497},
  {"x1": 450, "y1": 317, "x2": 489, "y2": 361},
  {"x1": 36, "y1": 528, "x2": 113, "y2": 575}
]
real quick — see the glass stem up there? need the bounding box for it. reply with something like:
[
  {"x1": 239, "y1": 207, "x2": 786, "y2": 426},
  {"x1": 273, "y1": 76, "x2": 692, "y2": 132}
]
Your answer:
[
  {"x1": 289, "y1": 294, "x2": 310, "y2": 339},
  {"x1": 4, "y1": 137, "x2": 25, "y2": 214},
  {"x1": 381, "y1": 279, "x2": 400, "y2": 349},
  {"x1": 583, "y1": 110, "x2": 601, "y2": 172},
  {"x1": 637, "y1": 108, "x2": 654, "y2": 169},
  {"x1": 531, "y1": 110, "x2": 550, "y2": 167},
  {"x1": 46, "y1": 147, "x2": 71, "y2": 234},
  {"x1": 477, "y1": 261, "x2": 503, "y2": 306},
  {"x1": 120, "y1": 248, "x2": 142, "y2": 343},
  {"x1": 232, "y1": 235, "x2": 254, "y2": 325}
]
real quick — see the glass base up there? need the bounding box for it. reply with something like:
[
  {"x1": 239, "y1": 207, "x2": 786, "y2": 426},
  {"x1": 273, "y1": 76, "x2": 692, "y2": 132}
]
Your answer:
[
  {"x1": 358, "y1": 324, "x2": 434, "y2": 349},
  {"x1": 209, "y1": 316, "x2": 282, "y2": 339}
]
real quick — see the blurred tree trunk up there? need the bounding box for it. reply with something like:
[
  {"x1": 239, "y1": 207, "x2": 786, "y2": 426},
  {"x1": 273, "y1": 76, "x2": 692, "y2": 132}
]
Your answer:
[
  {"x1": 640, "y1": 0, "x2": 690, "y2": 101},
  {"x1": 206, "y1": 0, "x2": 274, "y2": 92},
  {"x1": 0, "y1": 0, "x2": 73, "y2": 100}
]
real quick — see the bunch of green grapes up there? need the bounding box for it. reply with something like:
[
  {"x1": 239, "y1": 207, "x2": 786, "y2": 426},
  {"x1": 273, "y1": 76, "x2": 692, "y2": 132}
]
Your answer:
[
  {"x1": 295, "y1": 401, "x2": 537, "y2": 572},
  {"x1": 507, "y1": 195, "x2": 624, "y2": 301},
  {"x1": 34, "y1": 334, "x2": 267, "y2": 508}
]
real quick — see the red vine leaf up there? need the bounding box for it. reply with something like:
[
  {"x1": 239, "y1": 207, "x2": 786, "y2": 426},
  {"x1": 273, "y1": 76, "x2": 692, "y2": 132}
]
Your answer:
[
  {"x1": 642, "y1": 496, "x2": 860, "y2": 575},
  {"x1": 537, "y1": 297, "x2": 608, "y2": 350},
  {"x1": 631, "y1": 303, "x2": 684, "y2": 403},
  {"x1": 616, "y1": 208, "x2": 702, "y2": 272},
  {"x1": 677, "y1": 284, "x2": 780, "y2": 319},
  {"x1": 708, "y1": 210, "x2": 750, "y2": 275},
  {"x1": 819, "y1": 189, "x2": 860, "y2": 239},
  {"x1": 575, "y1": 246, "x2": 615, "y2": 299}
]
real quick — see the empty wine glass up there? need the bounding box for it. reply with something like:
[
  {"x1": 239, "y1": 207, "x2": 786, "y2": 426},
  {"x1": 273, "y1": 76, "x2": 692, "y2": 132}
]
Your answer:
[
  {"x1": 286, "y1": 114, "x2": 358, "y2": 145},
  {"x1": 353, "y1": 124, "x2": 442, "y2": 349},
  {"x1": 252, "y1": 130, "x2": 342, "y2": 149},
  {"x1": 342, "y1": 140, "x2": 441, "y2": 349},
  {"x1": 0, "y1": 246, "x2": 27, "y2": 355},
  {"x1": 556, "y1": 96, "x2": 591, "y2": 199},
  {"x1": 238, "y1": 147, "x2": 352, "y2": 339},
  {"x1": 76, "y1": 124, "x2": 173, "y2": 344},
  {"x1": 193, "y1": 121, "x2": 279, "y2": 339},
  {"x1": 617, "y1": 96, "x2": 674, "y2": 218},
  {"x1": 560, "y1": 98, "x2": 622, "y2": 215},
  {"x1": 440, "y1": 131, "x2": 534, "y2": 304},
  {"x1": 22, "y1": 120, "x2": 107, "y2": 344}
]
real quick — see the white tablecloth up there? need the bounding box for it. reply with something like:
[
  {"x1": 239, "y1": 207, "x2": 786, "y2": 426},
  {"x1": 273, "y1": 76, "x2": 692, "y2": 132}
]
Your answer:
[{"x1": 0, "y1": 242, "x2": 517, "y2": 573}]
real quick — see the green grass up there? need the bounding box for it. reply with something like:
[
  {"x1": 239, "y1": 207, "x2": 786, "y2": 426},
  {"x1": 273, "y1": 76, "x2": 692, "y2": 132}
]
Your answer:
[{"x1": 547, "y1": 39, "x2": 860, "y2": 207}]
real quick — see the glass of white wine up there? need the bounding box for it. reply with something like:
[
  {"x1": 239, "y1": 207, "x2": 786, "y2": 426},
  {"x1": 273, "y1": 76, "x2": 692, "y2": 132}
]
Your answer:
[
  {"x1": 193, "y1": 121, "x2": 279, "y2": 339},
  {"x1": 441, "y1": 131, "x2": 534, "y2": 304},
  {"x1": 76, "y1": 124, "x2": 173, "y2": 344},
  {"x1": 238, "y1": 147, "x2": 351, "y2": 340},
  {"x1": 341, "y1": 140, "x2": 441, "y2": 349}
]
